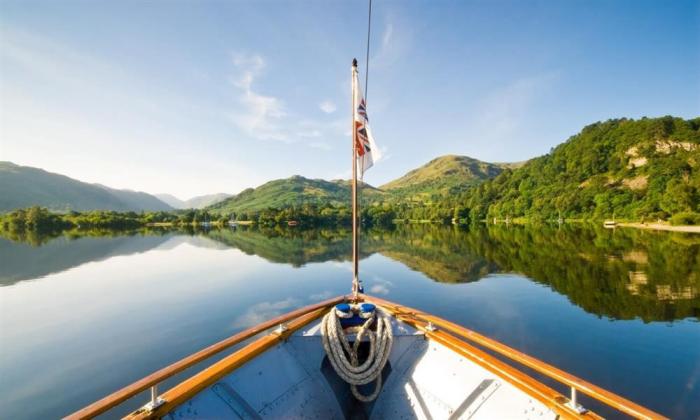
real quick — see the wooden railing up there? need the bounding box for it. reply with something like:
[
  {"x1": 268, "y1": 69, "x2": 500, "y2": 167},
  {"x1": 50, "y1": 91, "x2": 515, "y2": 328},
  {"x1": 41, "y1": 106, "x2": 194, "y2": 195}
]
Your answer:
[
  {"x1": 65, "y1": 295, "x2": 346, "y2": 420},
  {"x1": 66, "y1": 292, "x2": 666, "y2": 420},
  {"x1": 126, "y1": 306, "x2": 332, "y2": 420},
  {"x1": 362, "y1": 294, "x2": 668, "y2": 420}
]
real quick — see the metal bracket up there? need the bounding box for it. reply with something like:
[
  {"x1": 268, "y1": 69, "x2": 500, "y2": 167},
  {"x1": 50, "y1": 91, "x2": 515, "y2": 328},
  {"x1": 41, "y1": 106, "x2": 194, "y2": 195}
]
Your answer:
[
  {"x1": 144, "y1": 385, "x2": 165, "y2": 412},
  {"x1": 144, "y1": 397, "x2": 166, "y2": 412},
  {"x1": 568, "y1": 387, "x2": 588, "y2": 414},
  {"x1": 568, "y1": 402, "x2": 588, "y2": 414},
  {"x1": 274, "y1": 323, "x2": 289, "y2": 335}
]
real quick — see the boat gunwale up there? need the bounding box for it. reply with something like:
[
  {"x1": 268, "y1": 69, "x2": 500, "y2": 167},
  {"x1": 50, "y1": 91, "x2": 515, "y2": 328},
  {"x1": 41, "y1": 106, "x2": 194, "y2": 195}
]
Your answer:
[
  {"x1": 66, "y1": 293, "x2": 667, "y2": 420},
  {"x1": 64, "y1": 295, "x2": 346, "y2": 420},
  {"x1": 126, "y1": 305, "x2": 330, "y2": 419},
  {"x1": 362, "y1": 294, "x2": 668, "y2": 420},
  {"x1": 131, "y1": 297, "x2": 592, "y2": 420}
]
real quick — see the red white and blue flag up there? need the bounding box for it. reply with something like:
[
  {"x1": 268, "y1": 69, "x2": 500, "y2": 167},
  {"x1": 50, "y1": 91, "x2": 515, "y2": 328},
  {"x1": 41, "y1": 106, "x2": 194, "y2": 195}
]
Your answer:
[{"x1": 353, "y1": 70, "x2": 380, "y2": 179}]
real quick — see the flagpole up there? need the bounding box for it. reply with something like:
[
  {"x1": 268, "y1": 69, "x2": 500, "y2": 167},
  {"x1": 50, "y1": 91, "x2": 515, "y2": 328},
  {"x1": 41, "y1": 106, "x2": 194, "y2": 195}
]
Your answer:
[{"x1": 351, "y1": 58, "x2": 360, "y2": 298}]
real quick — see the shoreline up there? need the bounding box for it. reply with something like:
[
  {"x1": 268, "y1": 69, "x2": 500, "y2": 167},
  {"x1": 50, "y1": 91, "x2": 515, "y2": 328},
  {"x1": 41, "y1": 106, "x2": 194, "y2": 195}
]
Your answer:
[
  {"x1": 146, "y1": 221, "x2": 254, "y2": 227},
  {"x1": 617, "y1": 222, "x2": 700, "y2": 233}
]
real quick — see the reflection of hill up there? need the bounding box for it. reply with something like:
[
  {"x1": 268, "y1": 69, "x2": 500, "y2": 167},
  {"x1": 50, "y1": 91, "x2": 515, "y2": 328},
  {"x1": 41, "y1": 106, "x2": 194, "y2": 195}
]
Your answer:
[
  {"x1": 204, "y1": 225, "x2": 700, "y2": 322},
  {"x1": 0, "y1": 234, "x2": 172, "y2": 286},
  {"x1": 363, "y1": 227, "x2": 499, "y2": 283},
  {"x1": 205, "y1": 227, "x2": 356, "y2": 267},
  {"x1": 201, "y1": 226, "x2": 499, "y2": 282},
  {"x1": 381, "y1": 250, "x2": 495, "y2": 283},
  {"x1": 1, "y1": 224, "x2": 697, "y2": 321},
  {"x1": 473, "y1": 225, "x2": 700, "y2": 322}
]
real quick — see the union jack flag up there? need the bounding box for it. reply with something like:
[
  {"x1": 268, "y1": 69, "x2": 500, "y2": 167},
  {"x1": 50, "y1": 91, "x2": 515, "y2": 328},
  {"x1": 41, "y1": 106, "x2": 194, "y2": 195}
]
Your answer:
[
  {"x1": 353, "y1": 69, "x2": 380, "y2": 178},
  {"x1": 355, "y1": 121, "x2": 371, "y2": 156},
  {"x1": 357, "y1": 98, "x2": 368, "y2": 122}
]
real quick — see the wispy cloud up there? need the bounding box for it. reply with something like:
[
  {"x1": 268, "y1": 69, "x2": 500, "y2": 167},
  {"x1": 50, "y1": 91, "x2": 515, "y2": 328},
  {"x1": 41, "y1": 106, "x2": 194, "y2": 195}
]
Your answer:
[
  {"x1": 310, "y1": 141, "x2": 331, "y2": 151},
  {"x1": 232, "y1": 297, "x2": 300, "y2": 328},
  {"x1": 229, "y1": 54, "x2": 289, "y2": 142},
  {"x1": 0, "y1": 27, "x2": 166, "y2": 118},
  {"x1": 309, "y1": 291, "x2": 333, "y2": 301},
  {"x1": 368, "y1": 276, "x2": 393, "y2": 295},
  {"x1": 228, "y1": 53, "x2": 345, "y2": 148},
  {"x1": 461, "y1": 72, "x2": 560, "y2": 157},
  {"x1": 371, "y1": 21, "x2": 411, "y2": 70},
  {"x1": 319, "y1": 100, "x2": 336, "y2": 114},
  {"x1": 330, "y1": 170, "x2": 351, "y2": 180},
  {"x1": 0, "y1": 28, "x2": 262, "y2": 197},
  {"x1": 377, "y1": 144, "x2": 392, "y2": 163},
  {"x1": 382, "y1": 23, "x2": 394, "y2": 50}
]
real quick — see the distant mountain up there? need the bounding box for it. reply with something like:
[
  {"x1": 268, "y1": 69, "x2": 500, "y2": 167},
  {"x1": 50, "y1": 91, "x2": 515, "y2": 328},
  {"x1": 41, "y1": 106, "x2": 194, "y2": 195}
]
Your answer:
[
  {"x1": 154, "y1": 193, "x2": 185, "y2": 209},
  {"x1": 208, "y1": 175, "x2": 385, "y2": 215},
  {"x1": 186, "y1": 193, "x2": 231, "y2": 209},
  {"x1": 381, "y1": 155, "x2": 512, "y2": 197},
  {"x1": 8, "y1": 117, "x2": 694, "y2": 223},
  {"x1": 0, "y1": 162, "x2": 172, "y2": 212},
  {"x1": 155, "y1": 193, "x2": 231, "y2": 209}
]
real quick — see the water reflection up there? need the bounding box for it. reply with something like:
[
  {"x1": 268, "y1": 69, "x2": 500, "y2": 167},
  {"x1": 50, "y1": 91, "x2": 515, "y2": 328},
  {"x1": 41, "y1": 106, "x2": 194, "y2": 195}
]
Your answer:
[
  {"x1": 203, "y1": 224, "x2": 700, "y2": 322},
  {"x1": 0, "y1": 233, "x2": 171, "y2": 286},
  {"x1": 1, "y1": 224, "x2": 699, "y2": 322},
  {"x1": 2, "y1": 225, "x2": 699, "y2": 419}
]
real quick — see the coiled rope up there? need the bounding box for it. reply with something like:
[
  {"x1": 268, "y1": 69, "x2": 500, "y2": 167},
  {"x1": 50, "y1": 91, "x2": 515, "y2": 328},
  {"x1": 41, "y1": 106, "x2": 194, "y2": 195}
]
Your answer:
[{"x1": 321, "y1": 307, "x2": 393, "y2": 402}]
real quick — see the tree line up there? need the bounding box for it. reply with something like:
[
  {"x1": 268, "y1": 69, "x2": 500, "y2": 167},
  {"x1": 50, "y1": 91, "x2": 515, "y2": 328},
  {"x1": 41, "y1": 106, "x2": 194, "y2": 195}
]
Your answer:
[{"x1": 2, "y1": 117, "x2": 699, "y2": 233}]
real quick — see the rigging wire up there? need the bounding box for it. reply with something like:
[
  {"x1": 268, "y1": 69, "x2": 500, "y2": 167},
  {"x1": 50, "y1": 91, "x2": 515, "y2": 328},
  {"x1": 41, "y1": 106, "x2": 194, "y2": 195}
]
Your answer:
[
  {"x1": 353, "y1": 0, "x2": 372, "y2": 297},
  {"x1": 364, "y1": 0, "x2": 372, "y2": 103}
]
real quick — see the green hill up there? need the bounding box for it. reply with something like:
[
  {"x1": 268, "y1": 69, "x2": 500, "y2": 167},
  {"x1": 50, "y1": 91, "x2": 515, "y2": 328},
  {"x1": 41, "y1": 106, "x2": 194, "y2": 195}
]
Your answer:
[
  {"x1": 208, "y1": 175, "x2": 385, "y2": 215},
  {"x1": 208, "y1": 116, "x2": 700, "y2": 224},
  {"x1": 381, "y1": 155, "x2": 511, "y2": 198},
  {"x1": 0, "y1": 162, "x2": 172, "y2": 212},
  {"x1": 464, "y1": 116, "x2": 700, "y2": 221},
  {"x1": 209, "y1": 155, "x2": 505, "y2": 216}
]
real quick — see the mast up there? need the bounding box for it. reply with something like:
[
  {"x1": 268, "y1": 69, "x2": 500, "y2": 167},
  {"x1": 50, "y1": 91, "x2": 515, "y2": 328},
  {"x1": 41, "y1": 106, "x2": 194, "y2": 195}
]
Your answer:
[{"x1": 351, "y1": 58, "x2": 360, "y2": 298}]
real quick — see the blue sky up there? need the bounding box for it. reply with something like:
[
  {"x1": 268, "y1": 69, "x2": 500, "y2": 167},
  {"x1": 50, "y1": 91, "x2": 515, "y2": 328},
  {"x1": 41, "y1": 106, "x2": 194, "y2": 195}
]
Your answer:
[{"x1": 1, "y1": 0, "x2": 698, "y2": 198}]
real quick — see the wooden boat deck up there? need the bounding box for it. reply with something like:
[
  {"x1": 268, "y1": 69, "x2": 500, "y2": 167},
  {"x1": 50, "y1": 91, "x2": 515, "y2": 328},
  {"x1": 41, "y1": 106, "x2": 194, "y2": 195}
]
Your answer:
[
  {"x1": 66, "y1": 295, "x2": 667, "y2": 420},
  {"x1": 161, "y1": 317, "x2": 558, "y2": 419}
]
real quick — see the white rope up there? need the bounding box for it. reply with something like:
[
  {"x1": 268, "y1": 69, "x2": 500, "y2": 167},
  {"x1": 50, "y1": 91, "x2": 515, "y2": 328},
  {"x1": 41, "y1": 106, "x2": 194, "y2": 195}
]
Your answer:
[{"x1": 321, "y1": 306, "x2": 393, "y2": 402}]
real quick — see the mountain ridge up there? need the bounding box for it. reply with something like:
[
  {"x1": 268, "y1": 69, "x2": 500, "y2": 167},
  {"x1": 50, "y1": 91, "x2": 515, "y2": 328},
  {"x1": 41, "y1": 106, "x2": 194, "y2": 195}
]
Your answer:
[
  {"x1": 0, "y1": 162, "x2": 173, "y2": 212},
  {"x1": 155, "y1": 193, "x2": 231, "y2": 209},
  {"x1": 206, "y1": 116, "x2": 700, "y2": 223},
  {"x1": 380, "y1": 155, "x2": 514, "y2": 196},
  {"x1": 206, "y1": 154, "x2": 514, "y2": 215},
  {"x1": 4, "y1": 116, "x2": 698, "y2": 222},
  {"x1": 207, "y1": 175, "x2": 386, "y2": 215}
]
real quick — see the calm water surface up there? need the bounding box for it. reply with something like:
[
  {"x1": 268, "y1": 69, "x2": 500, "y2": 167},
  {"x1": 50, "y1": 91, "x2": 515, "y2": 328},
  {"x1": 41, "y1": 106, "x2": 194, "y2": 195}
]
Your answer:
[{"x1": 1, "y1": 225, "x2": 699, "y2": 419}]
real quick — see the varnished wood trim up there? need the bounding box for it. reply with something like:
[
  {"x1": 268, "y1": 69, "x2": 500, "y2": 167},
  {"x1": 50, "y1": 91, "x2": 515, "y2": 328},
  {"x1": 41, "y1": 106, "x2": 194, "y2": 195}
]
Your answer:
[
  {"x1": 392, "y1": 311, "x2": 600, "y2": 419},
  {"x1": 363, "y1": 294, "x2": 667, "y2": 420},
  {"x1": 126, "y1": 306, "x2": 328, "y2": 419},
  {"x1": 65, "y1": 295, "x2": 345, "y2": 420}
]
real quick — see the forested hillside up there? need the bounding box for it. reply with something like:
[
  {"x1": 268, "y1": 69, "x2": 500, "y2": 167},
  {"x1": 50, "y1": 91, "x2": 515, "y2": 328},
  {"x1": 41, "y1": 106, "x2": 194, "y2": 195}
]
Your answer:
[
  {"x1": 5, "y1": 117, "x2": 698, "y2": 226},
  {"x1": 208, "y1": 175, "x2": 385, "y2": 216},
  {"x1": 204, "y1": 116, "x2": 700, "y2": 225},
  {"x1": 462, "y1": 116, "x2": 700, "y2": 222}
]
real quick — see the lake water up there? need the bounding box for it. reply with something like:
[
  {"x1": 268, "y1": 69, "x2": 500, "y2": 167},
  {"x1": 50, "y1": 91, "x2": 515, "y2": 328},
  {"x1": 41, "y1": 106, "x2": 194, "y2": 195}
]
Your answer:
[{"x1": 1, "y1": 224, "x2": 699, "y2": 419}]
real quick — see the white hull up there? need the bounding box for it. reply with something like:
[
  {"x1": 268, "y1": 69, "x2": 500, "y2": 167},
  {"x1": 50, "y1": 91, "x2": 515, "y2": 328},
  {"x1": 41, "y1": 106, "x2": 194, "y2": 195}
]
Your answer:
[
  {"x1": 69, "y1": 295, "x2": 664, "y2": 420},
  {"x1": 166, "y1": 317, "x2": 556, "y2": 419}
]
